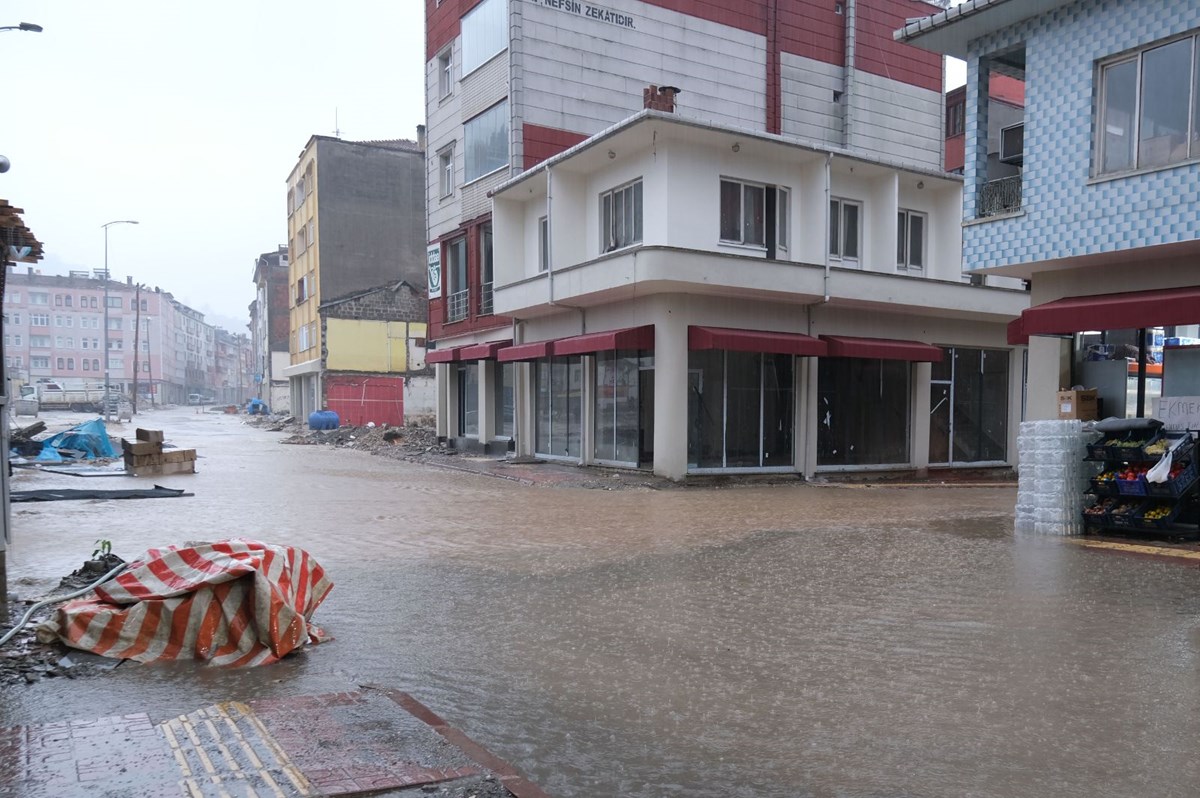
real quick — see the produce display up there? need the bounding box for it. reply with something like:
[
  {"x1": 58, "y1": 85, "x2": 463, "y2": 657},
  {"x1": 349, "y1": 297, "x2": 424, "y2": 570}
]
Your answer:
[
  {"x1": 1084, "y1": 498, "x2": 1117, "y2": 518},
  {"x1": 1094, "y1": 470, "x2": 1117, "y2": 485},
  {"x1": 1083, "y1": 430, "x2": 1197, "y2": 539},
  {"x1": 1110, "y1": 502, "x2": 1140, "y2": 518},
  {"x1": 1143, "y1": 438, "x2": 1170, "y2": 456},
  {"x1": 1142, "y1": 504, "x2": 1172, "y2": 522}
]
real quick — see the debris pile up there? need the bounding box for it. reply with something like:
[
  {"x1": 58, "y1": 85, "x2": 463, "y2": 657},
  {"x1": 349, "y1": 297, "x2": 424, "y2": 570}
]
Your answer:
[
  {"x1": 122, "y1": 428, "x2": 197, "y2": 476},
  {"x1": 273, "y1": 419, "x2": 452, "y2": 458}
]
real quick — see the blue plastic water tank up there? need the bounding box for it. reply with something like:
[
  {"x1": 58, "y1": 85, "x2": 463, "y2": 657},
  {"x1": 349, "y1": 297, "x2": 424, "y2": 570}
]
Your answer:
[{"x1": 308, "y1": 410, "x2": 339, "y2": 430}]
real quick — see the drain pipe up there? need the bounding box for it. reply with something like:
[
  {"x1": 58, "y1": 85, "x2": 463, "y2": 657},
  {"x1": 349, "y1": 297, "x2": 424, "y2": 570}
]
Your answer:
[
  {"x1": 544, "y1": 165, "x2": 587, "y2": 334},
  {"x1": 823, "y1": 152, "x2": 833, "y2": 303}
]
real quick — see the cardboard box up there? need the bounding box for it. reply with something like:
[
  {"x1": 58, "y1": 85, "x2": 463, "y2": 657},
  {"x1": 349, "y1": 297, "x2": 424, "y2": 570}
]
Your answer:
[{"x1": 1058, "y1": 389, "x2": 1099, "y2": 420}]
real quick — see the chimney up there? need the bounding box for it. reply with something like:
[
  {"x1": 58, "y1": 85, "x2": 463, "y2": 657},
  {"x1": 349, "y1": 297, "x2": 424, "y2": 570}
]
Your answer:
[
  {"x1": 416, "y1": 124, "x2": 427, "y2": 151},
  {"x1": 127, "y1": 276, "x2": 133, "y2": 285},
  {"x1": 643, "y1": 84, "x2": 680, "y2": 113}
]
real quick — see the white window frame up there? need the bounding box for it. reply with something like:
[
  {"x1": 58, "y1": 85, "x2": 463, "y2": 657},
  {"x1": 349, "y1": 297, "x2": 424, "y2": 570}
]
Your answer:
[
  {"x1": 463, "y1": 100, "x2": 509, "y2": 183},
  {"x1": 718, "y1": 178, "x2": 790, "y2": 252},
  {"x1": 829, "y1": 198, "x2": 862, "y2": 264},
  {"x1": 897, "y1": 209, "x2": 927, "y2": 272},
  {"x1": 438, "y1": 48, "x2": 454, "y2": 99},
  {"x1": 1095, "y1": 30, "x2": 1200, "y2": 176},
  {"x1": 600, "y1": 179, "x2": 643, "y2": 253},
  {"x1": 439, "y1": 146, "x2": 455, "y2": 198},
  {"x1": 777, "y1": 187, "x2": 789, "y2": 254},
  {"x1": 719, "y1": 178, "x2": 767, "y2": 248},
  {"x1": 538, "y1": 216, "x2": 549, "y2": 272}
]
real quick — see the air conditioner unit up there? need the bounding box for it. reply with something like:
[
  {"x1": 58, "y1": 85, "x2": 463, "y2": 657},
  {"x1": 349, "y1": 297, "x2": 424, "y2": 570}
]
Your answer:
[{"x1": 1000, "y1": 122, "x2": 1024, "y2": 165}]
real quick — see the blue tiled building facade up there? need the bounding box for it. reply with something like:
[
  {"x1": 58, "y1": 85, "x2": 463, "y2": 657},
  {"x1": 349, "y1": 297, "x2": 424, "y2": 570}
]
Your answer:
[{"x1": 961, "y1": 0, "x2": 1200, "y2": 271}]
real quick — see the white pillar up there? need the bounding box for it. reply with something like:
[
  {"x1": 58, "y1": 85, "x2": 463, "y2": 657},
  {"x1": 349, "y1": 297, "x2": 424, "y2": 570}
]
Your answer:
[
  {"x1": 803, "y1": 356, "x2": 820, "y2": 476},
  {"x1": 912, "y1": 361, "x2": 932, "y2": 471},
  {"x1": 1028, "y1": 336, "x2": 1068, "y2": 421},
  {"x1": 516, "y1": 361, "x2": 535, "y2": 457},
  {"x1": 652, "y1": 316, "x2": 689, "y2": 480},
  {"x1": 478, "y1": 360, "x2": 495, "y2": 444}
]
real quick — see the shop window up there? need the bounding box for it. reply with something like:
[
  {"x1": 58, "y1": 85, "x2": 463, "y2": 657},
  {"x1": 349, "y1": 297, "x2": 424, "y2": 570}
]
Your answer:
[
  {"x1": 464, "y1": 100, "x2": 509, "y2": 182},
  {"x1": 818, "y1": 358, "x2": 910, "y2": 466},
  {"x1": 594, "y1": 350, "x2": 651, "y2": 465},
  {"x1": 534, "y1": 355, "x2": 583, "y2": 459},
  {"x1": 829, "y1": 198, "x2": 861, "y2": 263},
  {"x1": 1097, "y1": 32, "x2": 1200, "y2": 175},
  {"x1": 688, "y1": 350, "x2": 793, "y2": 469},
  {"x1": 929, "y1": 348, "x2": 1009, "y2": 464},
  {"x1": 457, "y1": 363, "x2": 479, "y2": 437},
  {"x1": 600, "y1": 179, "x2": 643, "y2": 253},
  {"x1": 897, "y1": 210, "x2": 926, "y2": 271},
  {"x1": 495, "y1": 362, "x2": 515, "y2": 438}
]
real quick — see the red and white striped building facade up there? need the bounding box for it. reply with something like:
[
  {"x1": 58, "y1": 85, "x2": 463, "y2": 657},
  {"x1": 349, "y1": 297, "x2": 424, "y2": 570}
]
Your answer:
[{"x1": 425, "y1": 0, "x2": 1029, "y2": 479}]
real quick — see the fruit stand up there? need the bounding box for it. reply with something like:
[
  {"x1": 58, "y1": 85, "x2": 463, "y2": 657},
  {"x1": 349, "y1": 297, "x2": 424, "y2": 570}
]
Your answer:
[{"x1": 1083, "y1": 425, "x2": 1199, "y2": 541}]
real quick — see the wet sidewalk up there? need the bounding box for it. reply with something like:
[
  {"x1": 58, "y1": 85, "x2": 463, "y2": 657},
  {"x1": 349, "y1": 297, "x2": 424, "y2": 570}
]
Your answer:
[{"x1": 0, "y1": 688, "x2": 550, "y2": 798}]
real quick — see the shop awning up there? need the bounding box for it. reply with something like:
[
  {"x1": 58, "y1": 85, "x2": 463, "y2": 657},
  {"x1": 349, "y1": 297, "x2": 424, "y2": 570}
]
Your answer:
[
  {"x1": 425, "y1": 347, "x2": 460, "y2": 364},
  {"x1": 820, "y1": 335, "x2": 943, "y2": 362},
  {"x1": 552, "y1": 325, "x2": 654, "y2": 356},
  {"x1": 688, "y1": 326, "x2": 828, "y2": 356},
  {"x1": 497, "y1": 341, "x2": 551, "y2": 362},
  {"x1": 459, "y1": 339, "x2": 513, "y2": 361},
  {"x1": 1007, "y1": 316, "x2": 1028, "y2": 346},
  {"x1": 1018, "y1": 286, "x2": 1200, "y2": 337}
]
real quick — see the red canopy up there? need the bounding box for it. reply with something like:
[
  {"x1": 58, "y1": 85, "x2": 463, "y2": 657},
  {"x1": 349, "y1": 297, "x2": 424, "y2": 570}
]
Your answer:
[
  {"x1": 497, "y1": 341, "x2": 552, "y2": 362},
  {"x1": 688, "y1": 326, "x2": 827, "y2": 356},
  {"x1": 820, "y1": 335, "x2": 943, "y2": 362},
  {"x1": 1019, "y1": 286, "x2": 1200, "y2": 337},
  {"x1": 552, "y1": 325, "x2": 654, "y2": 356},
  {"x1": 459, "y1": 340, "x2": 513, "y2": 361},
  {"x1": 425, "y1": 347, "x2": 460, "y2": 364}
]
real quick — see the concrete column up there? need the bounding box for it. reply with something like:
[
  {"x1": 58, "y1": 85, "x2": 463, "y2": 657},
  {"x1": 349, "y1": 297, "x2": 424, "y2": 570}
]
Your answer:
[
  {"x1": 652, "y1": 315, "x2": 689, "y2": 480},
  {"x1": 793, "y1": 355, "x2": 810, "y2": 477},
  {"x1": 912, "y1": 361, "x2": 932, "y2": 471},
  {"x1": 515, "y1": 362, "x2": 534, "y2": 457},
  {"x1": 1009, "y1": 346, "x2": 1027, "y2": 467},
  {"x1": 580, "y1": 356, "x2": 594, "y2": 465},
  {"x1": 446, "y1": 365, "x2": 460, "y2": 439},
  {"x1": 963, "y1": 56, "x2": 991, "y2": 220},
  {"x1": 1027, "y1": 336, "x2": 1068, "y2": 421},
  {"x1": 477, "y1": 361, "x2": 494, "y2": 444},
  {"x1": 435, "y1": 363, "x2": 450, "y2": 439}
]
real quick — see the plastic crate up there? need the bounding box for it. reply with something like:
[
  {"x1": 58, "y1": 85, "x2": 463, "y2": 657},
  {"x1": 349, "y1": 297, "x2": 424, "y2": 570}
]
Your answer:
[
  {"x1": 1116, "y1": 476, "x2": 1147, "y2": 496},
  {"x1": 1135, "y1": 501, "x2": 1185, "y2": 530},
  {"x1": 1086, "y1": 439, "x2": 1111, "y2": 460},
  {"x1": 1108, "y1": 501, "x2": 1143, "y2": 528},
  {"x1": 1082, "y1": 498, "x2": 1117, "y2": 527},
  {"x1": 1107, "y1": 430, "x2": 1163, "y2": 461},
  {"x1": 1145, "y1": 458, "x2": 1198, "y2": 498}
]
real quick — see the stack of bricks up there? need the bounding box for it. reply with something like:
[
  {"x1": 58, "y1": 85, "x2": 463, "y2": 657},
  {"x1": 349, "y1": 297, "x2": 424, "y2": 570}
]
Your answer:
[{"x1": 122, "y1": 428, "x2": 197, "y2": 476}]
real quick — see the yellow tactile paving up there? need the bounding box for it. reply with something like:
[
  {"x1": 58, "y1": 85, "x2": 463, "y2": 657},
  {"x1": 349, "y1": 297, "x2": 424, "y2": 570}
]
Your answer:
[
  {"x1": 1065, "y1": 537, "x2": 1200, "y2": 561},
  {"x1": 158, "y1": 702, "x2": 313, "y2": 797}
]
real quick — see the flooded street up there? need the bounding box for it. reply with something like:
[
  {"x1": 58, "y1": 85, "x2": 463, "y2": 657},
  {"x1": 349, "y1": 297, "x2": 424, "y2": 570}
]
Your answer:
[{"x1": 5, "y1": 408, "x2": 1200, "y2": 797}]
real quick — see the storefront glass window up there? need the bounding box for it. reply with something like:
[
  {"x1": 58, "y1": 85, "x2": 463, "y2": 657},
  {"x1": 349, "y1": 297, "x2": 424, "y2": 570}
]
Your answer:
[
  {"x1": 595, "y1": 349, "x2": 644, "y2": 465},
  {"x1": 930, "y1": 347, "x2": 1009, "y2": 464},
  {"x1": 494, "y1": 362, "x2": 514, "y2": 438},
  {"x1": 688, "y1": 350, "x2": 794, "y2": 469},
  {"x1": 458, "y1": 364, "x2": 479, "y2": 437},
  {"x1": 535, "y1": 355, "x2": 583, "y2": 458},
  {"x1": 818, "y1": 358, "x2": 910, "y2": 466}
]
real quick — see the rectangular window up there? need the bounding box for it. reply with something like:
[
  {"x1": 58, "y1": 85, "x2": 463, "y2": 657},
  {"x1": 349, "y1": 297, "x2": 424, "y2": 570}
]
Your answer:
[
  {"x1": 495, "y1": 362, "x2": 515, "y2": 437},
  {"x1": 66, "y1": 337, "x2": 74, "y2": 347},
  {"x1": 439, "y1": 146, "x2": 455, "y2": 197},
  {"x1": 719, "y1": 178, "x2": 789, "y2": 253},
  {"x1": 31, "y1": 356, "x2": 49, "y2": 369},
  {"x1": 55, "y1": 336, "x2": 63, "y2": 347},
  {"x1": 538, "y1": 216, "x2": 549, "y2": 272},
  {"x1": 445, "y1": 236, "x2": 468, "y2": 322},
  {"x1": 56, "y1": 357, "x2": 64, "y2": 369},
  {"x1": 600, "y1": 179, "x2": 643, "y2": 253},
  {"x1": 464, "y1": 100, "x2": 509, "y2": 182},
  {"x1": 82, "y1": 339, "x2": 89, "y2": 349},
  {"x1": 63, "y1": 295, "x2": 72, "y2": 308},
  {"x1": 9, "y1": 313, "x2": 18, "y2": 324},
  {"x1": 534, "y1": 355, "x2": 584, "y2": 459},
  {"x1": 66, "y1": 316, "x2": 73, "y2": 327},
  {"x1": 30, "y1": 313, "x2": 49, "y2": 326},
  {"x1": 829, "y1": 198, "x2": 861, "y2": 262},
  {"x1": 594, "y1": 350, "x2": 650, "y2": 465},
  {"x1": 897, "y1": 210, "x2": 927, "y2": 271},
  {"x1": 129, "y1": 298, "x2": 137, "y2": 310},
  {"x1": 105, "y1": 296, "x2": 121, "y2": 308},
  {"x1": 1097, "y1": 32, "x2": 1200, "y2": 174},
  {"x1": 479, "y1": 223, "x2": 494, "y2": 315},
  {"x1": 461, "y1": 0, "x2": 506, "y2": 75},
  {"x1": 92, "y1": 358, "x2": 100, "y2": 371},
  {"x1": 89, "y1": 297, "x2": 97, "y2": 308},
  {"x1": 687, "y1": 350, "x2": 794, "y2": 470},
  {"x1": 107, "y1": 318, "x2": 123, "y2": 331},
  {"x1": 110, "y1": 357, "x2": 124, "y2": 370},
  {"x1": 83, "y1": 359, "x2": 90, "y2": 371},
  {"x1": 29, "y1": 292, "x2": 48, "y2": 305},
  {"x1": 777, "y1": 188, "x2": 789, "y2": 253},
  {"x1": 438, "y1": 49, "x2": 453, "y2": 98},
  {"x1": 67, "y1": 358, "x2": 75, "y2": 370},
  {"x1": 457, "y1": 364, "x2": 479, "y2": 437},
  {"x1": 946, "y1": 102, "x2": 965, "y2": 136},
  {"x1": 54, "y1": 294, "x2": 62, "y2": 306},
  {"x1": 817, "y1": 358, "x2": 911, "y2": 466}
]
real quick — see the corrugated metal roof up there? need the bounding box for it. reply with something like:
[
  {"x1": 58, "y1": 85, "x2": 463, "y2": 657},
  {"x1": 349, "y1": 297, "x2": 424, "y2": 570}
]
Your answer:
[{"x1": 894, "y1": 0, "x2": 1075, "y2": 59}]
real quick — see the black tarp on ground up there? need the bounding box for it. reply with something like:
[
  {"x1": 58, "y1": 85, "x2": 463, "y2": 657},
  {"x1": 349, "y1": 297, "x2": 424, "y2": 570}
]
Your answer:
[{"x1": 11, "y1": 486, "x2": 192, "y2": 503}]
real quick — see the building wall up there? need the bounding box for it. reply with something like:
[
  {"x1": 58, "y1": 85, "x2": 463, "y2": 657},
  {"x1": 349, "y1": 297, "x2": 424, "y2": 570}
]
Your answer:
[{"x1": 963, "y1": 0, "x2": 1200, "y2": 271}]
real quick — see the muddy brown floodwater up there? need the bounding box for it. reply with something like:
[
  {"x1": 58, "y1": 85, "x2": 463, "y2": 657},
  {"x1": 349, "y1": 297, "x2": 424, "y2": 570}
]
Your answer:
[{"x1": 5, "y1": 408, "x2": 1200, "y2": 797}]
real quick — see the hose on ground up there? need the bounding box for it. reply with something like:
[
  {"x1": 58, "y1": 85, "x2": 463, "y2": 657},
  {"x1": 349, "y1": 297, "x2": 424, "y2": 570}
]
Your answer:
[{"x1": 0, "y1": 561, "x2": 128, "y2": 647}]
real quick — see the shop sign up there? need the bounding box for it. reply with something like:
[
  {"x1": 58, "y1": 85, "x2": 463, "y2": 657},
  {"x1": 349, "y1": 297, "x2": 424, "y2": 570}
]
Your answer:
[
  {"x1": 427, "y1": 244, "x2": 442, "y2": 299},
  {"x1": 524, "y1": 0, "x2": 637, "y2": 30},
  {"x1": 1157, "y1": 395, "x2": 1200, "y2": 431}
]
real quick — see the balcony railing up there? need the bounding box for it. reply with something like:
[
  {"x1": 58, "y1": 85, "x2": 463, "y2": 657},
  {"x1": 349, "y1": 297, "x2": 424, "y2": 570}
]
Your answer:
[
  {"x1": 447, "y1": 289, "x2": 469, "y2": 323},
  {"x1": 480, "y1": 281, "x2": 494, "y2": 316},
  {"x1": 977, "y1": 175, "x2": 1022, "y2": 218}
]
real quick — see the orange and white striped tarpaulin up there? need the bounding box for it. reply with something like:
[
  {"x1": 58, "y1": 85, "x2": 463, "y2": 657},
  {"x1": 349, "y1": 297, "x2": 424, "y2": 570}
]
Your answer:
[{"x1": 38, "y1": 540, "x2": 333, "y2": 666}]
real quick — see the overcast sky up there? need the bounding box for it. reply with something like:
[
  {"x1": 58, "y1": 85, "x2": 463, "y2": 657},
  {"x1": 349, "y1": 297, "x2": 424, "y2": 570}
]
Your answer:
[
  {"x1": 3, "y1": 1, "x2": 962, "y2": 332},
  {"x1": 2, "y1": 1, "x2": 426, "y2": 331}
]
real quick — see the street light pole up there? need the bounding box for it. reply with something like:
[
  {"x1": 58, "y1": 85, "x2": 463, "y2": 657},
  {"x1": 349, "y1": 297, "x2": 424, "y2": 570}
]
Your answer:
[{"x1": 101, "y1": 220, "x2": 138, "y2": 421}]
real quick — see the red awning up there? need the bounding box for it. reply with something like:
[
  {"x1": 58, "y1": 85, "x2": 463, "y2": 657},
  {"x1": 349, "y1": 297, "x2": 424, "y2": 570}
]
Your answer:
[
  {"x1": 497, "y1": 341, "x2": 551, "y2": 362},
  {"x1": 1007, "y1": 316, "x2": 1028, "y2": 346},
  {"x1": 689, "y1": 326, "x2": 828, "y2": 356},
  {"x1": 458, "y1": 339, "x2": 513, "y2": 361},
  {"x1": 552, "y1": 325, "x2": 654, "y2": 356},
  {"x1": 425, "y1": 347, "x2": 460, "y2": 364},
  {"x1": 820, "y1": 335, "x2": 943, "y2": 362},
  {"x1": 1020, "y1": 285, "x2": 1200, "y2": 336}
]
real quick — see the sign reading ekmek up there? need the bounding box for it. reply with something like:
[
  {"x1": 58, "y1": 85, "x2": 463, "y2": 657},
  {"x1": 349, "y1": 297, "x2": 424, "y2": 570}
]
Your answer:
[{"x1": 526, "y1": 0, "x2": 636, "y2": 29}]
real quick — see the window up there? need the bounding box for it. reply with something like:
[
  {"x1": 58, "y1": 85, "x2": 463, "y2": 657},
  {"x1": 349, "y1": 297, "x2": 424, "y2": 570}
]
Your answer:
[
  {"x1": 141, "y1": 299, "x2": 148, "y2": 311},
  {"x1": 56, "y1": 357, "x2": 64, "y2": 369},
  {"x1": 130, "y1": 298, "x2": 137, "y2": 310},
  {"x1": 439, "y1": 146, "x2": 455, "y2": 197},
  {"x1": 30, "y1": 313, "x2": 49, "y2": 326},
  {"x1": 295, "y1": 275, "x2": 309, "y2": 304},
  {"x1": 66, "y1": 337, "x2": 74, "y2": 347},
  {"x1": 445, "y1": 236, "x2": 468, "y2": 322},
  {"x1": 719, "y1": 178, "x2": 789, "y2": 253},
  {"x1": 82, "y1": 339, "x2": 89, "y2": 349},
  {"x1": 947, "y1": 101, "x2": 965, "y2": 137},
  {"x1": 67, "y1": 358, "x2": 74, "y2": 370},
  {"x1": 110, "y1": 357, "x2": 124, "y2": 370},
  {"x1": 464, "y1": 100, "x2": 509, "y2": 182},
  {"x1": 79, "y1": 295, "x2": 86, "y2": 306},
  {"x1": 55, "y1": 315, "x2": 63, "y2": 326},
  {"x1": 461, "y1": 0, "x2": 506, "y2": 75},
  {"x1": 55, "y1": 336, "x2": 63, "y2": 347},
  {"x1": 829, "y1": 198, "x2": 861, "y2": 262},
  {"x1": 142, "y1": 361, "x2": 150, "y2": 373},
  {"x1": 8, "y1": 313, "x2": 18, "y2": 324},
  {"x1": 479, "y1": 223, "x2": 494, "y2": 315},
  {"x1": 535, "y1": 355, "x2": 584, "y2": 458},
  {"x1": 92, "y1": 359, "x2": 100, "y2": 371},
  {"x1": 109, "y1": 339, "x2": 123, "y2": 350},
  {"x1": 294, "y1": 177, "x2": 305, "y2": 209},
  {"x1": 31, "y1": 356, "x2": 49, "y2": 369},
  {"x1": 818, "y1": 358, "x2": 911, "y2": 466},
  {"x1": 438, "y1": 49, "x2": 453, "y2": 98},
  {"x1": 457, "y1": 364, "x2": 479, "y2": 436},
  {"x1": 538, "y1": 216, "x2": 549, "y2": 272},
  {"x1": 897, "y1": 210, "x2": 927, "y2": 271},
  {"x1": 688, "y1": 350, "x2": 794, "y2": 469},
  {"x1": 63, "y1": 295, "x2": 72, "y2": 308},
  {"x1": 30, "y1": 335, "x2": 49, "y2": 348},
  {"x1": 83, "y1": 359, "x2": 90, "y2": 371},
  {"x1": 1097, "y1": 33, "x2": 1200, "y2": 175},
  {"x1": 65, "y1": 316, "x2": 73, "y2": 328},
  {"x1": 107, "y1": 318, "x2": 123, "y2": 331},
  {"x1": 106, "y1": 297, "x2": 122, "y2": 308},
  {"x1": 54, "y1": 294, "x2": 62, "y2": 306},
  {"x1": 29, "y1": 292, "x2": 48, "y2": 305},
  {"x1": 307, "y1": 220, "x2": 314, "y2": 249},
  {"x1": 89, "y1": 297, "x2": 97, "y2": 308},
  {"x1": 600, "y1": 179, "x2": 643, "y2": 252},
  {"x1": 495, "y1": 362, "x2": 515, "y2": 437}
]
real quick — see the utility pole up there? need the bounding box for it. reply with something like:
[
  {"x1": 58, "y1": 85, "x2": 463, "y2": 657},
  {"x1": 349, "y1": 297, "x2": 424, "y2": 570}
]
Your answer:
[{"x1": 132, "y1": 284, "x2": 141, "y2": 414}]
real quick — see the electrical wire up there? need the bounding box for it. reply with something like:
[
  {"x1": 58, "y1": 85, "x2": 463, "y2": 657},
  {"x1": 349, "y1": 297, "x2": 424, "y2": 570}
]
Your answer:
[{"x1": 0, "y1": 560, "x2": 128, "y2": 647}]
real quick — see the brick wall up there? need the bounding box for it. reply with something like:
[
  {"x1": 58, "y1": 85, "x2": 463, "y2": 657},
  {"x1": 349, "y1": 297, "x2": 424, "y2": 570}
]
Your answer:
[{"x1": 324, "y1": 282, "x2": 428, "y2": 323}]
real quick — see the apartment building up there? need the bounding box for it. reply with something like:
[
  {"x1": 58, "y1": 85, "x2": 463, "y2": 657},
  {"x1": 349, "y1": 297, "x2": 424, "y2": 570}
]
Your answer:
[
  {"x1": 250, "y1": 245, "x2": 290, "y2": 412},
  {"x1": 425, "y1": 0, "x2": 1033, "y2": 479},
  {"x1": 283, "y1": 136, "x2": 432, "y2": 424},
  {"x1": 898, "y1": 0, "x2": 1200, "y2": 422}
]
